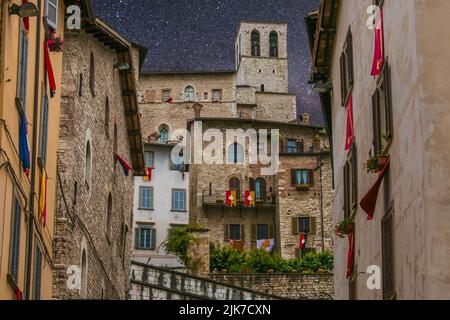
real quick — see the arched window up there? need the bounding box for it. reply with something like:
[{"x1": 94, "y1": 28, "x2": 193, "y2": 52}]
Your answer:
[
  {"x1": 229, "y1": 177, "x2": 241, "y2": 201},
  {"x1": 251, "y1": 30, "x2": 260, "y2": 56},
  {"x1": 228, "y1": 143, "x2": 244, "y2": 164},
  {"x1": 106, "y1": 193, "x2": 112, "y2": 239},
  {"x1": 255, "y1": 178, "x2": 266, "y2": 201},
  {"x1": 105, "y1": 97, "x2": 110, "y2": 131},
  {"x1": 89, "y1": 52, "x2": 95, "y2": 95},
  {"x1": 159, "y1": 127, "x2": 169, "y2": 144},
  {"x1": 184, "y1": 86, "x2": 195, "y2": 101},
  {"x1": 85, "y1": 141, "x2": 92, "y2": 188},
  {"x1": 80, "y1": 249, "x2": 87, "y2": 299},
  {"x1": 269, "y1": 31, "x2": 278, "y2": 57}
]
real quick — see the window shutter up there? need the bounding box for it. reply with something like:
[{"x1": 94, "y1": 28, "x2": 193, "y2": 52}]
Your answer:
[
  {"x1": 249, "y1": 178, "x2": 255, "y2": 191},
  {"x1": 384, "y1": 64, "x2": 393, "y2": 139},
  {"x1": 348, "y1": 31, "x2": 354, "y2": 86},
  {"x1": 279, "y1": 138, "x2": 284, "y2": 153},
  {"x1": 382, "y1": 211, "x2": 395, "y2": 299},
  {"x1": 308, "y1": 169, "x2": 314, "y2": 186},
  {"x1": 9, "y1": 199, "x2": 22, "y2": 283},
  {"x1": 251, "y1": 224, "x2": 257, "y2": 241},
  {"x1": 372, "y1": 90, "x2": 379, "y2": 153},
  {"x1": 240, "y1": 224, "x2": 245, "y2": 242},
  {"x1": 33, "y1": 247, "x2": 42, "y2": 300},
  {"x1": 295, "y1": 248, "x2": 301, "y2": 259},
  {"x1": 151, "y1": 229, "x2": 156, "y2": 250},
  {"x1": 224, "y1": 224, "x2": 229, "y2": 241},
  {"x1": 340, "y1": 54, "x2": 346, "y2": 106},
  {"x1": 291, "y1": 169, "x2": 297, "y2": 186},
  {"x1": 351, "y1": 144, "x2": 358, "y2": 209},
  {"x1": 292, "y1": 217, "x2": 298, "y2": 234},
  {"x1": 297, "y1": 140, "x2": 304, "y2": 153},
  {"x1": 343, "y1": 164, "x2": 349, "y2": 218},
  {"x1": 269, "y1": 224, "x2": 274, "y2": 239},
  {"x1": 22, "y1": 33, "x2": 28, "y2": 105},
  {"x1": 134, "y1": 228, "x2": 140, "y2": 249},
  {"x1": 309, "y1": 217, "x2": 317, "y2": 234}
]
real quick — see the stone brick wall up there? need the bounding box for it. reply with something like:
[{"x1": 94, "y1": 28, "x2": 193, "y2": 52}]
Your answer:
[
  {"x1": 255, "y1": 92, "x2": 297, "y2": 122},
  {"x1": 209, "y1": 273, "x2": 334, "y2": 300},
  {"x1": 53, "y1": 30, "x2": 135, "y2": 300}
]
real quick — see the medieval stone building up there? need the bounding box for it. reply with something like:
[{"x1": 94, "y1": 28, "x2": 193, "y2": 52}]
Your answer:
[
  {"x1": 135, "y1": 21, "x2": 334, "y2": 262},
  {"x1": 53, "y1": 4, "x2": 145, "y2": 299}
]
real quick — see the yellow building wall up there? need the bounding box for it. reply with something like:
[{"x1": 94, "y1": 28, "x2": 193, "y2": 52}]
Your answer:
[{"x1": 0, "y1": 0, "x2": 65, "y2": 300}]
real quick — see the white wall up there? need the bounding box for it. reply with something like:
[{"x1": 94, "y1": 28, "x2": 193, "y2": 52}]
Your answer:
[{"x1": 132, "y1": 145, "x2": 189, "y2": 267}]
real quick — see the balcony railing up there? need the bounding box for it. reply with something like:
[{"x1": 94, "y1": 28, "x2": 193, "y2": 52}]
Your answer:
[{"x1": 201, "y1": 190, "x2": 276, "y2": 208}]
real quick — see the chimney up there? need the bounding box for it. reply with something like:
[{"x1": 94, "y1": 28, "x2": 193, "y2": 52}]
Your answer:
[
  {"x1": 193, "y1": 103, "x2": 203, "y2": 118},
  {"x1": 299, "y1": 113, "x2": 310, "y2": 126},
  {"x1": 313, "y1": 133, "x2": 321, "y2": 152}
]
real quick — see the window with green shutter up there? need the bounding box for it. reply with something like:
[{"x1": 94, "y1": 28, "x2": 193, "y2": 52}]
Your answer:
[
  {"x1": 9, "y1": 198, "x2": 22, "y2": 284},
  {"x1": 172, "y1": 189, "x2": 186, "y2": 211},
  {"x1": 135, "y1": 226, "x2": 156, "y2": 250},
  {"x1": 33, "y1": 246, "x2": 43, "y2": 300},
  {"x1": 39, "y1": 94, "x2": 49, "y2": 165},
  {"x1": 17, "y1": 26, "x2": 28, "y2": 112}
]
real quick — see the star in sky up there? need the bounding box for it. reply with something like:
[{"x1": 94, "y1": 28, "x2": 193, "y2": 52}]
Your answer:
[{"x1": 92, "y1": 0, "x2": 322, "y2": 125}]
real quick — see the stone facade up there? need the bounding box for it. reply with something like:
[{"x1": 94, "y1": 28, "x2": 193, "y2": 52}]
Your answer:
[
  {"x1": 210, "y1": 273, "x2": 334, "y2": 300},
  {"x1": 53, "y1": 26, "x2": 141, "y2": 299}
]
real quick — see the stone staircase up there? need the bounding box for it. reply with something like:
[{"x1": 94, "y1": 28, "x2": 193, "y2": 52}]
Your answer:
[{"x1": 128, "y1": 261, "x2": 283, "y2": 300}]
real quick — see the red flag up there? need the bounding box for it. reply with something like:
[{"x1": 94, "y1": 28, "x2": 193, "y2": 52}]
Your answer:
[
  {"x1": 243, "y1": 191, "x2": 255, "y2": 207},
  {"x1": 346, "y1": 232, "x2": 354, "y2": 278},
  {"x1": 143, "y1": 167, "x2": 152, "y2": 181},
  {"x1": 166, "y1": 97, "x2": 173, "y2": 104},
  {"x1": 115, "y1": 153, "x2": 132, "y2": 176},
  {"x1": 15, "y1": 288, "x2": 22, "y2": 300},
  {"x1": 370, "y1": 7, "x2": 384, "y2": 76},
  {"x1": 344, "y1": 94, "x2": 354, "y2": 151},
  {"x1": 299, "y1": 233, "x2": 306, "y2": 250},
  {"x1": 44, "y1": 40, "x2": 56, "y2": 97},
  {"x1": 225, "y1": 191, "x2": 237, "y2": 207},
  {"x1": 22, "y1": 0, "x2": 30, "y2": 32},
  {"x1": 360, "y1": 157, "x2": 390, "y2": 220}
]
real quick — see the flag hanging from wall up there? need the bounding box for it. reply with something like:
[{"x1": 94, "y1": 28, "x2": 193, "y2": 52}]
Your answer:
[
  {"x1": 166, "y1": 97, "x2": 173, "y2": 104},
  {"x1": 346, "y1": 232, "x2": 355, "y2": 278},
  {"x1": 299, "y1": 233, "x2": 307, "y2": 251},
  {"x1": 115, "y1": 153, "x2": 132, "y2": 176},
  {"x1": 39, "y1": 168, "x2": 47, "y2": 226},
  {"x1": 370, "y1": 7, "x2": 384, "y2": 76},
  {"x1": 257, "y1": 239, "x2": 275, "y2": 252},
  {"x1": 22, "y1": 0, "x2": 30, "y2": 32},
  {"x1": 344, "y1": 94, "x2": 354, "y2": 151},
  {"x1": 360, "y1": 157, "x2": 390, "y2": 220},
  {"x1": 15, "y1": 288, "x2": 22, "y2": 301},
  {"x1": 19, "y1": 112, "x2": 31, "y2": 177},
  {"x1": 225, "y1": 191, "x2": 237, "y2": 207},
  {"x1": 143, "y1": 167, "x2": 152, "y2": 181},
  {"x1": 44, "y1": 40, "x2": 56, "y2": 97},
  {"x1": 243, "y1": 191, "x2": 255, "y2": 207}
]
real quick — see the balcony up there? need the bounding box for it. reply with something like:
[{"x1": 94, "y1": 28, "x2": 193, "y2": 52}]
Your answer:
[{"x1": 201, "y1": 190, "x2": 276, "y2": 210}]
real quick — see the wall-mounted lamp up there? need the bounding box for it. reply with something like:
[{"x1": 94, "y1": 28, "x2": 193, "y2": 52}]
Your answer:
[
  {"x1": 9, "y1": 3, "x2": 39, "y2": 17},
  {"x1": 113, "y1": 62, "x2": 130, "y2": 71},
  {"x1": 312, "y1": 81, "x2": 332, "y2": 94}
]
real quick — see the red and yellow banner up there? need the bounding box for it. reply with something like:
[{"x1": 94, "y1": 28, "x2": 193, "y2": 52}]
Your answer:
[
  {"x1": 244, "y1": 191, "x2": 255, "y2": 207},
  {"x1": 225, "y1": 191, "x2": 237, "y2": 207}
]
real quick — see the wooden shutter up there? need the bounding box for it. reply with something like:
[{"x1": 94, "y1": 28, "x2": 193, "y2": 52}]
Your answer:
[
  {"x1": 297, "y1": 140, "x2": 304, "y2": 153},
  {"x1": 224, "y1": 224, "x2": 229, "y2": 241},
  {"x1": 351, "y1": 144, "x2": 358, "y2": 210},
  {"x1": 382, "y1": 211, "x2": 395, "y2": 299},
  {"x1": 308, "y1": 169, "x2": 314, "y2": 186},
  {"x1": 269, "y1": 224, "x2": 274, "y2": 239},
  {"x1": 249, "y1": 178, "x2": 255, "y2": 191},
  {"x1": 372, "y1": 89, "x2": 380, "y2": 153},
  {"x1": 340, "y1": 53, "x2": 346, "y2": 106},
  {"x1": 309, "y1": 217, "x2": 317, "y2": 234},
  {"x1": 9, "y1": 199, "x2": 22, "y2": 283},
  {"x1": 347, "y1": 30, "x2": 354, "y2": 86},
  {"x1": 291, "y1": 169, "x2": 297, "y2": 186},
  {"x1": 134, "y1": 228, "x2": 140, "y2": 249},
  {"x1": 384, "y1": 63, "x2": 393, "y2": 139},
  {"x1": 343, "y1": 163, "x2": 349, "y2": 218},
  {"x1": 251, "y1": 224, "x2": 257, "y2": 241},
  {"x1": 240, "y1": 225, "x2": 245, "y2": 242},
  {"x1": 151, "y1": 229, "x2": 156, "y2": 250},
  {"x1": 33, "y1": 247, "x2": 42, "y2": 300},
  {"x1": 292, "y1": 217, "x2": 299, "y2": 234}
]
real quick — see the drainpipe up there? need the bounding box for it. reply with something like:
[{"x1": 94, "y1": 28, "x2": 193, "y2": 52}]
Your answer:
[{"x1": 25, "y1": 0, "x2": 42, "y2": 300}]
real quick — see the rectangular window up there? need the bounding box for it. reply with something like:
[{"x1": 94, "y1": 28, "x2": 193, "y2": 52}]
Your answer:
[
  {"x1": 17, "y1": 25, "x2": 28, "y2": 111},
  {"x1": 135, "y1": 226, "x2": 156, "y2": 250},
  {"x1": 9, "y1": 198, "x2": 22, "y2": 284},
  {"x1": 298, "y1": 217, "x2": 311, "y2": 234},
  {"x1": 172, "y1": 189, "x2": 186, "y2": 211},
  {"x1": 212, "y1": 89, "x2": 222, "y2": 102},
  {"x1": 38, "y1": 94, "x2": 49, "y2": 165},
  {"x1": 291, "y1": 169, "x2": 313, "y2": 186},
  {"x1": 144, "y1": 150, "x2": 154, "y2": 168},
  {"x1": 340, "y1": 28, "x2": 354, "y2": 106},
  {"x1": 45, "y1": 0, "x2": 58, "y2": 29},
  {"x1": 256, "y1": 224, "x2": 269, "y2": 240},
  {"x1": 32, "y1": 246, "x2": 42, "y2": 300},
  {"x1": 139, "y1": 187, "x2": 153, "y2": 209},
  {"x1": 229, "y1": 224, "x2": 241, "y2": 241},
  {"x1": 292, "y1": 216, "x2": 316, "y2": 234},
  {"x1": 286, "y1": 140, "x2": 298, "y2": 153},
  {"x1": 343, "y1": 144, "x2": 358, "y2": 218},
  {"x1": 162, "y1": 89, "x2": 171, "y2": 102},
  {"x1": 372, "y1": 63, "x2": 393, "y2": 154}
]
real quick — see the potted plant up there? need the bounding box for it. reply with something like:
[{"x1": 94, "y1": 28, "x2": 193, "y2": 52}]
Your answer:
[
  {"x1": 365, "y1": 153, "x2": 389, "y2": 174},
  {"x1": 334, "y1": 217, "x2": 354, "y2": 238},
  {"x1": 46, "y1": 31, "x2": 64, "y2": 52},
  {"x1": 296, "y1": 184, "x2": 310, "y2": 191}
]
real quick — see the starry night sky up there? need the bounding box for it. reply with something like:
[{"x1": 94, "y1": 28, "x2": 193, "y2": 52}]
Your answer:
[{"x1": 92, "y1": 0, "x2": 322, "y2": 125}]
